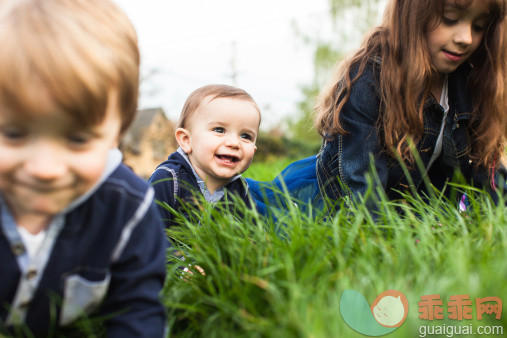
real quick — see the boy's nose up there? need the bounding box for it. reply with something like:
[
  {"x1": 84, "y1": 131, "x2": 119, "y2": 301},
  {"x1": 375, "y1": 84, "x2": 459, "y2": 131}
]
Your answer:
[{"x1": 24, "y1": 143, "x2": 67, "y2": 181}]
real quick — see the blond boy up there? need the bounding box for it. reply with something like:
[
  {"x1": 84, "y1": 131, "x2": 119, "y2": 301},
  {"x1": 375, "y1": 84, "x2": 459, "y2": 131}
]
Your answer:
[{"x1": 0, "y1": 0, "x2": 167, "y2": 336}]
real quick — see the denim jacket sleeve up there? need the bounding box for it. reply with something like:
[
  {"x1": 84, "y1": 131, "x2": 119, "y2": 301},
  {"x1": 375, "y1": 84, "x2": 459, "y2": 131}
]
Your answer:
[
  {"x1": 470, "y1": 161, "x2": 507, "y2": 205},
  {"x1": 494, "y1": 164, "x2": 507, "y2": 204},
  {"x1": 100, "y1": 200, "x2": 168, "y2": 337},
  {"x1": 498, "y1": 164, "x2": 507, "y2": 204},
  {"x1": 317, "y1": 62, "x2": 388, "y2": 203}
]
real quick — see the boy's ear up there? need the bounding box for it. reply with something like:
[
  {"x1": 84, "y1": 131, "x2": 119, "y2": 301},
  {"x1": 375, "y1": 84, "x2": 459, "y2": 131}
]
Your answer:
[{"x1": 175, "y1": 127, "x2": 192, "y2": 153}]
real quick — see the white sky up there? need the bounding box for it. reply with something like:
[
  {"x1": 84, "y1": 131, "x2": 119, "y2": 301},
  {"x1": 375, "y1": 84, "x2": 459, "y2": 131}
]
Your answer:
[{"x1": 115, "y1": 0, "x2": 332, "y2": 129}]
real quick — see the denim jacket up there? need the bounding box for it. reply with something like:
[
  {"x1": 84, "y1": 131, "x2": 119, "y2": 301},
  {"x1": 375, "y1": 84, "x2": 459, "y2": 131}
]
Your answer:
[
  {"x1": 0, "y1": 158, "x2": 168, "y2": 337},
  {"x1": 316, "y1": 58, "x2": 507, "y2": 205}
]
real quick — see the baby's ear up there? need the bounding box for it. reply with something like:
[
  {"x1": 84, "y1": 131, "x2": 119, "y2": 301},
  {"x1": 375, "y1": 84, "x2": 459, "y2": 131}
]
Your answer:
[{"x1": 175, "y1": 127, "x2": 192, "y2": 153}]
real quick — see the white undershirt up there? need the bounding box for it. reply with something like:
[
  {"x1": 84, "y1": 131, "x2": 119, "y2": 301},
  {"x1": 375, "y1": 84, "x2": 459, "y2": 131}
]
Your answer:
[
  {"x1": 427, "y1": 75, "x2": 449, "y2": 171},
  {"x1": 17, "y1": 226, "x2": 47, "y2": 259}
]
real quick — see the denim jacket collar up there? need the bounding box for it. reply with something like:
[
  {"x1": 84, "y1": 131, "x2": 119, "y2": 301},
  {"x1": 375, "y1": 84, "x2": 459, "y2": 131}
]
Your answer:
[
  {"x1": 370, "y1": 55, "x2": 473, "y2": 119},
  {"x1": 447, "y1": 64, "x2": 473, "y2": 119}
]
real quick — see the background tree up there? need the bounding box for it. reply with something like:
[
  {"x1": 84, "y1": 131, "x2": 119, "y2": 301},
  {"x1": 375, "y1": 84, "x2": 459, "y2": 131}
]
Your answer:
[{"x1": 288, "y1": 0, "x2": 384, "y2": 146}]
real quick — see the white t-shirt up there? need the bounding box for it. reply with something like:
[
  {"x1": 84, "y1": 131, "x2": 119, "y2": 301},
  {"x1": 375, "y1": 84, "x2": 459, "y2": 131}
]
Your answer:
[
  {"x1": 427, "y1": 76, "x2": 449, "y2": 171},
  {"x1": 17, "y1": 226, "x2": 47, "y2": 259}
]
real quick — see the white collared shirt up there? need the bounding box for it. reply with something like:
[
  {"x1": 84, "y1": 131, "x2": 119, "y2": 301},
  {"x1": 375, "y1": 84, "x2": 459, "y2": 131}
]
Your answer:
[{"x1": 427, "y1": 75, "x2": 449, "y2": 172}]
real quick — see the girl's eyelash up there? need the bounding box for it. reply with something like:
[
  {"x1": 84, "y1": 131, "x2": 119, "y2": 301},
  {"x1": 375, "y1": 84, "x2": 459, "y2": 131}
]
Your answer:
[
  {"x1": 1, "y1": 127, "x2": 27, "y2": 140},
  {"x1": 473, "y1": 22, "x2": 488, "y2": 31},
  {"x1": 441, "y1": 15, "x2": 489, "y2": 31},
  {"x1": 442, "y1": 16, "x2": 458, "y2": 25}
]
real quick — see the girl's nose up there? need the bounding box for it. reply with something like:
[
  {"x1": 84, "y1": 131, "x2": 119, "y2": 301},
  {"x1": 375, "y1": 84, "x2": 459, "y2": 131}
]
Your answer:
[
  {"x1": 454, "y1": 23, "x2": 473, "y2": 46},
  {"x1": 24, "y1": 143, "x2": 67, "y2": 181}
]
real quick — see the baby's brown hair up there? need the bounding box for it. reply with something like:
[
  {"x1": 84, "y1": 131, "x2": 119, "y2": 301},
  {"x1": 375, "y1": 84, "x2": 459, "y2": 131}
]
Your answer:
[{"x1": 178, "y1": 84, "x2": 261, "y2": 129}]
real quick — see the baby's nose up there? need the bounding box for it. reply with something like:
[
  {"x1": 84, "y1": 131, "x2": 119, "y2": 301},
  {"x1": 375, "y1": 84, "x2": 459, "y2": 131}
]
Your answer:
[{"x1": 224, "y1": 134, "x2": 240, "y2": 147}]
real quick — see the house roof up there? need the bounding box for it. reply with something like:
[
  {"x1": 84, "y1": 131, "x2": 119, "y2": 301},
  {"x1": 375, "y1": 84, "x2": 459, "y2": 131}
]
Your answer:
[{"x1": 121, "y1": 107, "x2": 166, "y2": 153}]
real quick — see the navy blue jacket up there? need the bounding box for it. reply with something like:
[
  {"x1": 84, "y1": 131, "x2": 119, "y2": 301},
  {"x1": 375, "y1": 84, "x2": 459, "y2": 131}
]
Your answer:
[
  {"x1": 149, "y1": 151, "x2": 253, "y2": 228},
  {"x1": 317, "y1": 58, "x2": 507, "y2": 206},
  {"x1": 0, "y1": 164, "x2": 168, "y2": 337}
]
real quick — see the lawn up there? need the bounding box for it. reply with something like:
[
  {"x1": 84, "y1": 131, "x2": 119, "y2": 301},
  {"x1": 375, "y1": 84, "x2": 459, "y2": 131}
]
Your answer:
[
  {"x1": 163, "y1": 158, "x2": 507, "y2": 338},
  {"x1": 243, "y1": 157, "x2": 297, "y2": 181}
]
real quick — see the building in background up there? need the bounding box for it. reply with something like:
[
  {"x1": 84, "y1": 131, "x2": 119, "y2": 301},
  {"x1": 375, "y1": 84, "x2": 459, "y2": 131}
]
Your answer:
[{"x1": 120, "y1": 108, "x2": 176, "y2": 179}]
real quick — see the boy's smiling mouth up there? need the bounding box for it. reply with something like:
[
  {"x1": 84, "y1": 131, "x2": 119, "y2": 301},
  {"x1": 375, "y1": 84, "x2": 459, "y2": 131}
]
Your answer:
[
  {"x1": 16, "y1": 180, "x2": 71, "y2": 193},
  {"x1": 216, "y1": 154, "x2": 239, "y2": 164}
]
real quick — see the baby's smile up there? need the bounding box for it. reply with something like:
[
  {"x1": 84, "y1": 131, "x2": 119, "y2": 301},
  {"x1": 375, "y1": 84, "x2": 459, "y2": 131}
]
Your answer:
[{"x1": 216, "y1": 154, "x2": 240, "y2": 164}]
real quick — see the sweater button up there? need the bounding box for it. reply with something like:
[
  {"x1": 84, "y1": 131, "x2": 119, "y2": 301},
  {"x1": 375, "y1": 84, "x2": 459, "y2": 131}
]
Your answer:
[
  {"x1": 26, "y1": 269, "x2": 37, "y2": 280},
  {"x1": 11, "y1": 243, "x2": 25, "y2": 256}
]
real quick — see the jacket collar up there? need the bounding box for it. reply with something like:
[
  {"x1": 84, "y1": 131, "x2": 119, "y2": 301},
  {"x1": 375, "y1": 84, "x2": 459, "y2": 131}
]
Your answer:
[
  {"x1": 369, "y1": 55, "x2": 473, "y2": 117},
  {"x1": 448, "y1": 63, "x2": 473, "y2": 116}
]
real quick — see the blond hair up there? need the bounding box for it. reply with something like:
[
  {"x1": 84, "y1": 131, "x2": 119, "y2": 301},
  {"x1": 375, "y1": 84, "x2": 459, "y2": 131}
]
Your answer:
[
  {"x1": 0, "y1": 0, "x2": 140, "y2": 134},
  {"x1": 178, "y1": 84, "x2": 261, "y2": 129},
  {"x1": 316, "y1": 0, "x2": 507, "y2": 168}
]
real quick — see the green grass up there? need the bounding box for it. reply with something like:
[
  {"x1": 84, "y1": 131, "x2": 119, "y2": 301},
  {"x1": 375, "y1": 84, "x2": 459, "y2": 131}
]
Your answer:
[
  {"x1": 163, "y1": 159, "x2": 507, "y2": 338},
  {"x1": 243, "y1": 157, "x2": 296, "y2": 181}
]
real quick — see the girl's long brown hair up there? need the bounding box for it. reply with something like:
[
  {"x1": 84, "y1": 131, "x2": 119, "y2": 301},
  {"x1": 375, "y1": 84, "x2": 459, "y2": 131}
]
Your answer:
[{"x1": 315, "y1": 0, "x2": 507, "y2": 168}]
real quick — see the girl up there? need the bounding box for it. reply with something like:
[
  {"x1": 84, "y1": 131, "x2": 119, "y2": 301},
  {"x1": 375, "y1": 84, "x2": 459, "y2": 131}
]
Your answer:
[{"x1": 248, "y1": 0, "x2": 507, "y2": 213}]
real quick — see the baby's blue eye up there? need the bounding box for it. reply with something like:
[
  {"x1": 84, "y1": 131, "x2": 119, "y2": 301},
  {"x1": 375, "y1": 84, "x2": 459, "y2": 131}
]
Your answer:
[
  {"x1": 241, "y1": 133, "x2": 253, "y2": 141},
  {"x1": 213, "y1": 127, "x2": 225, "y2": 133}
]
